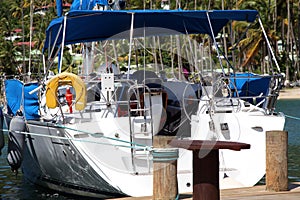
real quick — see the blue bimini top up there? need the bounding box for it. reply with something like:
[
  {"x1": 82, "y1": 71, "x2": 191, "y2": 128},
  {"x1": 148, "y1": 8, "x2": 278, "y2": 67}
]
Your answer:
[{"x1": 44, "y1": 9, "x2": 258, "y2": 50}]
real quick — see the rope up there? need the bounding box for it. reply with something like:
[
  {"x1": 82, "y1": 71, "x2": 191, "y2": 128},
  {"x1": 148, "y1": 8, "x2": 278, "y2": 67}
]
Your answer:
[
  {"x1": 1, "y1": 128, "x2": 151, "y2": 151},
  {"x1": 285, "y1": 114, "x2": 300, "y2": 121}
]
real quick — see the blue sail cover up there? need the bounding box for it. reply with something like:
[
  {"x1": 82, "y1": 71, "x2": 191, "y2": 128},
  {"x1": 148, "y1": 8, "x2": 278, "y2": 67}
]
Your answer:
[
  {"x1": 5, "y1": 80, "x2": 23, "y2": 116},
  {"x1": 230, "y1": 72, "x2": 271, "y2": 105},
  {"x1": 24, "y1": 82, "x2": 40, "y2": 120},
  {"x1": 5, "y1": 80, "x2": 40, "y2": 120},
  {"x1": 44, "y1": 9, "x2": 258, "y2": 50}
]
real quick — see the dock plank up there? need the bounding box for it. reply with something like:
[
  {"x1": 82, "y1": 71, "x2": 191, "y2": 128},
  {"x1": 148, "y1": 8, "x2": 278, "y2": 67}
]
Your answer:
[{"x1": 111, "y1": 183, "x2": 300, "y2": 200}]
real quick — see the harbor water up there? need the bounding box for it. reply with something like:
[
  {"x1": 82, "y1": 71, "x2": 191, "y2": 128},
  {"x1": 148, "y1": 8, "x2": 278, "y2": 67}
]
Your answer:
[{"x1": 1, "y1": 99, "x2": 300, "y2": 199}]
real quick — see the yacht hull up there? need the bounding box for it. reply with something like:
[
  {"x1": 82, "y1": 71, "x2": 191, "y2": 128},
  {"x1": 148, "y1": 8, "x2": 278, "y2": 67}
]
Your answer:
[{"x1": 23, "y1": 121, "x2": 127, "y2": 199}]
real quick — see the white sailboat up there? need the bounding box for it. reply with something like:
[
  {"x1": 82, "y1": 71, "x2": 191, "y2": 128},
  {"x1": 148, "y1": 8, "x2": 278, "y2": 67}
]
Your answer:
[{"x1": 1, "y1": 0, "x2": 285, "y2": 198}]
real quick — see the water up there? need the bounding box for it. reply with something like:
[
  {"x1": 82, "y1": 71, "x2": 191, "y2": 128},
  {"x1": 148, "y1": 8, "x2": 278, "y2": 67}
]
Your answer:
[
  {"x1": 276, "y1": 99, "x2": 300, "y2": 182},
  {"x1": 1, "y1": 99, "x2": 300, "y2": 199}
]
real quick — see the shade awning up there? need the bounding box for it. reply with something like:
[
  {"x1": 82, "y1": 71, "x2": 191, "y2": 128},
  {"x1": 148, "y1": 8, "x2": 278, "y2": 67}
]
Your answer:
[{"x1": 44, "y1": 9, "x2": 258, "y2": 50}]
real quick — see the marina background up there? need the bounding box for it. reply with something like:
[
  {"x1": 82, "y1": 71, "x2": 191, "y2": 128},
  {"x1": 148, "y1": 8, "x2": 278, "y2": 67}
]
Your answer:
[{"x1": 1, "y1": 88, "x2": 300, "y2": 199}]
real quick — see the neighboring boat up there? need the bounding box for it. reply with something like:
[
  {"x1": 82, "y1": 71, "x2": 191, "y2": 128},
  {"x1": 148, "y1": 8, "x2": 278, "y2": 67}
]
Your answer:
[
  {"x1": 1, "y1": 0, "x2": 285, "y2": 198},
  {"x1": 0, "y1": 106, "x2": 4, "y2": 155}
]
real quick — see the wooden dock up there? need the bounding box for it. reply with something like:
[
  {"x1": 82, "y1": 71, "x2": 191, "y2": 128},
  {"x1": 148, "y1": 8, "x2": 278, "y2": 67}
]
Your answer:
[
  {"x1": 112, "y1": 132, "x2": 293, "y2": 200},
  {"x1": 111, "y1": 182, "x2": 300, "y2": 200}
]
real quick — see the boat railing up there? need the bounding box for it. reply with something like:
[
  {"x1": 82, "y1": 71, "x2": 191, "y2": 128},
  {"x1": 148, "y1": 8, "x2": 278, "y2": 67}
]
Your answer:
[
  {"x1": 84, "y1": 77, "x2": 161, "y2": 119},
  {"x1": 265, "y1": 73, "x2": 284, "y2": 113},
  {"x1": 127, "y1": 83, "x2": 155, "y2": 173},
  {"x1": 198, "y1": 77, "x2": 270, "y2": 114}
]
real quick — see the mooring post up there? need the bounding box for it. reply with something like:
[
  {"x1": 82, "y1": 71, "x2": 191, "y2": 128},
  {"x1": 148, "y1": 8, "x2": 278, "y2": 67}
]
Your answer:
[
  {"x1": 153, "y1": 136, "x2": 178, "y2": 200},
  {"x1": 266, "y1": 130, "x2": 288, "y2": 191},
  {"x1": 169, "y1": 140, "x2": 250, "y2": 200}
]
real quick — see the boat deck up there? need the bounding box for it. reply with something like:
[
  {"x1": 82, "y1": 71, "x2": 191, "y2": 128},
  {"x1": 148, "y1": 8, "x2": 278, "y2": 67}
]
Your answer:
[{"x1": 111, "y1": 182, "x2": 300, "y2": 200}]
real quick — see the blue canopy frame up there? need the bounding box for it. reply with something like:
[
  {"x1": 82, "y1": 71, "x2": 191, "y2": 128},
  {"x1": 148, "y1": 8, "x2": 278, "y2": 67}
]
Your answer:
[{"x1": 44, "y1": 9, "x2": 258, "y2": 50}]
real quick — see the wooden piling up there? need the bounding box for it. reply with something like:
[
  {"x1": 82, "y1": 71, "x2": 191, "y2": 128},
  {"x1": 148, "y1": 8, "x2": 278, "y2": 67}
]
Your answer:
[
  {"x1": 153, "y1": 136, "x2": 178, "y2": 200},
  {"x1": 266, "y1": 130, "x2": 288, "y2": 192}
]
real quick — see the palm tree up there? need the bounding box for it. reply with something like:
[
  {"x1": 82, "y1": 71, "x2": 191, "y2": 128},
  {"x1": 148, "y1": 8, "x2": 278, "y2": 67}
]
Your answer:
[
  {"x1": 226, "y1": 0, "x2": 282, "y2": 74},
  {"x1": 0, "y1": 0, "x2": 23, "y2": 76}
]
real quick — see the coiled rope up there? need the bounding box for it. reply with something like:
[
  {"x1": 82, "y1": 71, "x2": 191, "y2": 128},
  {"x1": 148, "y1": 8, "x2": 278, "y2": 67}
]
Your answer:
[{"x1": 152, "y1": 148, "x2": 179, "y2": 162}]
